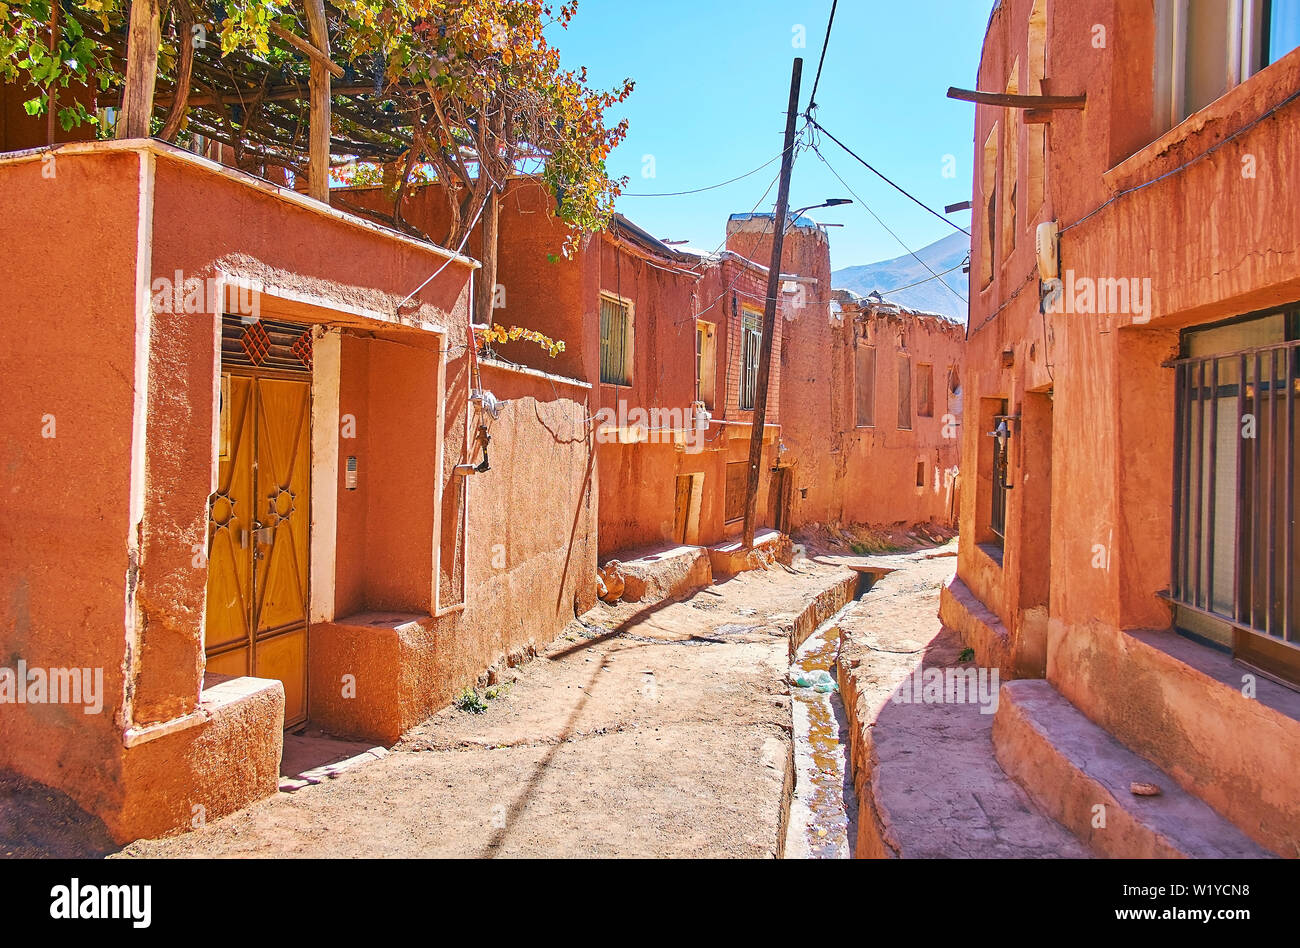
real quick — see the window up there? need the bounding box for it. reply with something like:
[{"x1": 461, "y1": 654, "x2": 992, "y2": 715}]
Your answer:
[
  {"x1": 948, "y1": 365, "x2": 963, "y2": 415},
  {"x1": 1170, "y1": 306, "x2": 1300, "y2": 684},
  {"x1": 916, "y1": 460, "x2": 926, "y2": 489},
  {"x1": 1027, "y1": 0, "x2": 1048, "y2": 214},
  {"x1": 980, "y1": 124, "x2": 999, "y2": 287},
  {"x1": 1002, "y1": 61, "x2": 1020, "y2": 260},
  {"x1": 1157, "y1": 0, "x2": 1300, "y2": 131},
  {"x1": 696, "y1": 320, "x2": 716, "y2": 409},
  {"x1": 739, "y1": 306, "x2": 762, "y2": 411},
  {"x1": 855, "y1": 344, "x2": 876, "y2": 427},
  {"x1": 897, "y1": 355, "x2": 912, "y2": 430},
  {"x1": 1264, "y1": 0, "x2": 1300, "y2": 64},
  {"x1": 725, "y1": 461, "x2": 749, "y2": 523},
  {"x1": 917, "y1": 363, "x2": 934, "y2": 418},
  {"x1": 599, "y1": 294, "x2": 632, "y2": 385}
]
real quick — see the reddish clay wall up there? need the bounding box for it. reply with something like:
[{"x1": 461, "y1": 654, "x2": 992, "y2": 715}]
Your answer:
[
  {"x1": 0, "y1": 142, "x2": 598, "y2": 836},
  {"x1": 727, "y1": 216, "x2": 965, "y2": 532},
  {"x1": 0, "y1": 148, "x2": 142, "y2": 822},
  {"x1": 955, "y1": 0, "x2": 1300, "y2": 843}
]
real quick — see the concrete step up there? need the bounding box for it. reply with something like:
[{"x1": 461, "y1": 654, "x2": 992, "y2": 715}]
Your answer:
[
  {"x1": 708, "y1": 529, "x2": 791, "y2": 576},
  {"x1": 993, "y1": 679, "x2": 1273, "y2": 858},
  {"x1": 1050, "y1": 627, "x2": 1300, "y2": 856},
  {"x1": 603, "y1": 544, "x2": 712, "y2": 605}
]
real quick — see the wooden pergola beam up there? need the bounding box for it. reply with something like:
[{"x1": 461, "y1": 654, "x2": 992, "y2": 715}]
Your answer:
[
  {"x1": 101, "y1": 80, "x2": 424, "y2": 110},
  {"x1": 270, "y1": 22, "x2": 345, "y2": 79},
  {"x1": 947, "y1": 87, "x2": 1086, "y2": 110}
]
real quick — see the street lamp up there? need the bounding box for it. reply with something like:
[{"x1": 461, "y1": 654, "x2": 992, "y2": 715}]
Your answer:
[{"x1": 784, "y1": 198, "x2": 852, "y2": 232}]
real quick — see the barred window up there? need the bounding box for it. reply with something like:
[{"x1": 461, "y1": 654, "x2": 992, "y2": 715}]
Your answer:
[
  {"x1": 1170, "y1": 307, "x2": 1299, "y2": 684},
  {"x1": 739, "y1": 307, "x2": 762, "y2": 411}
]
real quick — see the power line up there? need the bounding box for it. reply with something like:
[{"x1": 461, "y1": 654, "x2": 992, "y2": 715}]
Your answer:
[
  {"x1": 620, "y1": 151, "x2": 784, "y2": 198},
  {"x1": 808, "y1": 117, "x2": 972, "y2": 237},
  {"x1": 877, "y1": 259, "x2": 970, "y2": 295},
  {"x1": 807, "y1": 0, "x2": 839, "y2": 112},
  {"x1": 681, "y1": 128, "x2": 807, "y2": 274},
  {"x1": 812, "y1": 144, "x2": 968, "y2": 307}
]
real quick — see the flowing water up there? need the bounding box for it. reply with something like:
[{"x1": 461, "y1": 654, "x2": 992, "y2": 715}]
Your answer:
[{"x1": 785, "y1": 602, "x2": 858, "y2": 858}]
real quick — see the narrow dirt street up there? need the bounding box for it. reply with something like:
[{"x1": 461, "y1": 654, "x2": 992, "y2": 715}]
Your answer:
[{"x1": 118, "y1": 554, "x2": 870, "y2": 859}]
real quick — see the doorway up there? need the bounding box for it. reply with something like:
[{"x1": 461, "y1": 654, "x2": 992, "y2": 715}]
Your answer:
[
  {"x1": 768, "y1": 467, "x2": 792, "y2": 534},
  {"x1": 205, "y1": 317, "x2": 313, "y2": 727}
]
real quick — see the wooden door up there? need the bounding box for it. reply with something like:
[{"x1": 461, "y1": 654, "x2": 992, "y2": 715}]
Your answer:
[
  {"x1": 205, "y1": 370, "x2": 311, "y2": 727},
  {"x1": 768, "y1": 468, "x2": 790, "y2": 533},
  {"x1": 673, "y1": 475, "x2": 692, "y2": 544}
]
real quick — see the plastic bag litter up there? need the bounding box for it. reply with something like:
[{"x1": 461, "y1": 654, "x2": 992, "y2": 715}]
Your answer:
[{"x1": 791, "y1": 668, "x2": 838, "y2": 692}]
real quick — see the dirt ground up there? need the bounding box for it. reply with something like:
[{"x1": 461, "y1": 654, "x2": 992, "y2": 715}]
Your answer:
[
  {"x1": 2, "y1": 523, "x2": 959, "y2": 859},
  {"x1": 114, "y1": 554, "x2": 862, "y2": 859}
]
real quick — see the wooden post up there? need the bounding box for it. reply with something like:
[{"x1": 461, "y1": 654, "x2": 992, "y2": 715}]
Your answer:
[
  {"x1": 46, "y1": 0, "x2": 59, "y2": 145},
  {"x1": 474, "y1": 189, "x2": 501, "y2": 329},
  {"x1": 741, "y1": 57, "x2": 802, "y2": 549},
  {"x1": 304, "y1": 0, "x2": 331, "y2": 203},
  {"x1": 117, "y1": 0, "x2": 161, "y2": 139}
]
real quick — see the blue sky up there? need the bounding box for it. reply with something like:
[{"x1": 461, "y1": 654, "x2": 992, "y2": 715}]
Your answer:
[{"x1": 548, "y1": 0, "x2": 993, "y2": 271}]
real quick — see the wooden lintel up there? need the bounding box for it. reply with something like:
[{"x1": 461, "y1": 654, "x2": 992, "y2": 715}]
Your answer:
[
  {"x1": 1024, "y1": 109, "x2": 1055, "y2": 124},
  {"x1": 947, "y1": 87, "x2": 1086, "y2": 110}
]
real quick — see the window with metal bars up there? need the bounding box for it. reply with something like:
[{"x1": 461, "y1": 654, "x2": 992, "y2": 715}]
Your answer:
[
  {"x1": 739, "y1": 307, "x2": 762, "y2": 411},
  {"x1": 1170, "y1": 308, "x2": 1299, "y2": 684},
  {"x1": 599, "y1": 295, "x2": 632, "y2": 386}
]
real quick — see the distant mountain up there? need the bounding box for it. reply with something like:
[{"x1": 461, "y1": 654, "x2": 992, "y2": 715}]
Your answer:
[{"x1": 832, "y1": 231, "x2": 970, "y2": 323}]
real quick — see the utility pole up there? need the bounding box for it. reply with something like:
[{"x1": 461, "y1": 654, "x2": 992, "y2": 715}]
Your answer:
[{"x1": 742, "y1": 57, "x2": 802, "y2": 548}]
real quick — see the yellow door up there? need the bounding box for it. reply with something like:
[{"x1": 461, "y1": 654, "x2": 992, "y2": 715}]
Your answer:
[{"x1": 205, "y1": 370, "x2": 311, "y2": 727}]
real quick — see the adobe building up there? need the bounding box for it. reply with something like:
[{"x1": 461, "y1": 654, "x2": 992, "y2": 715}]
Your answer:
[
  {"x1": 348, "y1": 179, "x2": 789, "y2": 562},
  {"x1": 0, "y1": 139, "x2": 598, "y2": 842},
  {"x1": 726, "y1": 214, "x2": 967, "y2": 533},
  {"x1": 946, "y1": 0, "x2": 1300, "y2": 854},
  {"x1": 834, "y1": 290, "x2": 966, "y2": 526}
]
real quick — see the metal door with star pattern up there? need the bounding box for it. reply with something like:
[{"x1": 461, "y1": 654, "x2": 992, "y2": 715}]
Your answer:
[{"x1": 205, "y1": 368, "x2": 312, "y2": 727}]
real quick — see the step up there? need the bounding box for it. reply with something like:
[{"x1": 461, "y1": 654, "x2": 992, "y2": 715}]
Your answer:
[
  {"x1": 603, "y1": 544, "x2": 712, "y2": 604},
  {"x1": 708, "y1": 529, "x2": 791, "y2": 576},
  {"x1": 993, "y1": 679, "x2": 1273, "y2": 859},
  {"x1": 1051, "y1": 626, "x2": 1300, "y2": 856}
]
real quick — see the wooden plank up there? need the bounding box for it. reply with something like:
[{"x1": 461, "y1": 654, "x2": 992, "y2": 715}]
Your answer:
[
  {"x1": 117, "y1": 0, "x2": 162, "y2": 139},
  {"x1": 947, "y1": 87, "x2": 1086, "y2": 110}
]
